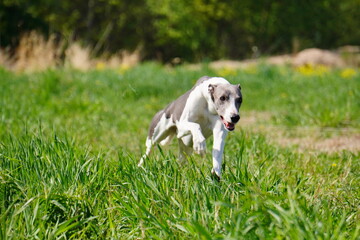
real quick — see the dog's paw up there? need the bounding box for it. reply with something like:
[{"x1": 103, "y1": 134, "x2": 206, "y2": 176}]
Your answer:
[
  {"x1": 211, "y1": 169, "x2": 221, "y2": 182},
  {"x1": 193, "y1": 137, "x2": 206, "y2": 156}
]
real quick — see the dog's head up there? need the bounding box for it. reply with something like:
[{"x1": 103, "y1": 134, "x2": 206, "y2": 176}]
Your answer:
[{"x1": 208, "y1": 83, "x2": 242, "y2": 131}]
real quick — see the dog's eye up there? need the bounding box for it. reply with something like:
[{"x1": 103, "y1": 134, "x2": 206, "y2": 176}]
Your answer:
[{"x1": 220, "y1": 96, "x2": 226, "y2": 101}]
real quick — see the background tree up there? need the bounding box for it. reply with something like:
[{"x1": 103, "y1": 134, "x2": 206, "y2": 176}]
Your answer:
[{"x1": 0, "y1": 0, "x2": 359, "y2": 62}]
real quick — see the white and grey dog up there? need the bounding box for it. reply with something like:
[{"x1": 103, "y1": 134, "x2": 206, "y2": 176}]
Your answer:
[{"x1": 138, "y1": 76, "x2": 242, "y2": 180}]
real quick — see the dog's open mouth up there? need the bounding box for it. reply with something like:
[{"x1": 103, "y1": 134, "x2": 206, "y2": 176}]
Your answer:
[{"x1": 220, "y1": 116, "x2": 235, "y2": 131}]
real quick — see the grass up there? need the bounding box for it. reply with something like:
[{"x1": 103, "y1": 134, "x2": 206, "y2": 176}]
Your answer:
[{"x1": 0, "y1": 63, "x2": 359, "y2": 239}]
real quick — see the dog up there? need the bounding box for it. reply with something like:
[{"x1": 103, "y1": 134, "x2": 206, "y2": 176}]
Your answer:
[{"x1": 138, "y1": 76, "x2": 242, "y2": 180}]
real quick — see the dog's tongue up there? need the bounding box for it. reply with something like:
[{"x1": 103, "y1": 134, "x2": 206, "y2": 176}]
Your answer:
[
  {"x1": 221, "y1": 116, "x2": 235, "y2": 130},
  {"x1": 225, "y1": 121, "x2": 235, "y2": 130}
]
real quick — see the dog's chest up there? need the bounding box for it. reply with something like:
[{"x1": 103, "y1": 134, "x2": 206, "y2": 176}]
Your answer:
[
  {"x1": 192, "y1": 113, "x2": 215, "y2": 139},
  {"x1": 181, "y1": 93, "x2": 217, "y2": 138}
]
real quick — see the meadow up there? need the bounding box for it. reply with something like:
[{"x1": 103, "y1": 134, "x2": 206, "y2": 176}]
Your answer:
[{"x1": 0, "y1": 63, "x2": 359, "y2": 239}]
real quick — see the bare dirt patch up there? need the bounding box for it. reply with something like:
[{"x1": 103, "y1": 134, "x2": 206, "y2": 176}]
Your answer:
[
  {"x1": 185, "y1": 46, "x2": 360, "y2": 70},
  {"x1": 274, "y1": 134, "x2": 360, "y2": 153},
  {"x1": 240, "y1": 111, "x2": 360, "y2": 153}
]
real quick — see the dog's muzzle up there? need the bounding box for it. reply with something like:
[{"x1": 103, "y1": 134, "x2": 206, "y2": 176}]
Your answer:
[{"x1": 220, "y1": 115, "x2": 240, "y2": 131}]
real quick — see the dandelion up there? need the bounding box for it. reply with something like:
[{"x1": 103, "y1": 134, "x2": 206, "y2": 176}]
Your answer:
[
  {"x1": 296, "y1": 64, "x2": 329, "y2": 76},
  {"x1": 340, "y1": 68, "x2": 356, "y2": 78},
  {"x1": 296, "y1": 64, "x2": 314, "y2": 76},
  {"x1": 331, "y1": 163, "x2": 337, "y2": 167},
  {"x1": 96, "y1": 61, "x2": 106, "y2": 70}
]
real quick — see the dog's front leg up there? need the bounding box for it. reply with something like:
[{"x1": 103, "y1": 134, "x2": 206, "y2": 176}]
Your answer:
[
  {"x1": 211, "y1": 121, "x2": 228, "y2": 180},
  {"x1": 176, "y1": 121, "x2": 206, "y2": 155}
]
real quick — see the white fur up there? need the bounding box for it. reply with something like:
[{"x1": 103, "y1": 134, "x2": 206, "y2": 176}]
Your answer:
[{"x1": 139, "y1": 77, "x2": 236, "y2": 178}]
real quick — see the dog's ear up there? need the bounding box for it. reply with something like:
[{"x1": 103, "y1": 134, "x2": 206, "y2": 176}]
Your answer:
[
  {"x1": 208, "y1": 84, "x2": 217, "y2": 101},
  {"x1": 237, "y1": 84, "x2": 241, "y2": 90},
  {"x1": 208, "y1": 84, "x2": 217, "y2": 94}
]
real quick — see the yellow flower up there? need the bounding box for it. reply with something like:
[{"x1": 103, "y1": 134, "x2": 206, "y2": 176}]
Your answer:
[
  {"x1": 96, "y1": 61, "x2": 106, "y2": 70},
  {"x1": 340, "y1": 68, "x2": 356, "y2": 78},
  {"x1": 331, "y1": 163, "x2": 337, "y2": 167},
  {"x1": 296, "y1": 64, "x2": 329, "y2": 76}
]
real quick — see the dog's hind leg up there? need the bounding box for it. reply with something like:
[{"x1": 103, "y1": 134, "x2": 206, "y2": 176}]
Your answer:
[
  {"x1": 138, "y1": 126, "x2": 175, "y2": 166},
  {"x1": 139, "y1": 112, "x2": 177, "y2": 167},
  {"x1": 138, "y1": 137, "x2": 153, "y2": 167}
]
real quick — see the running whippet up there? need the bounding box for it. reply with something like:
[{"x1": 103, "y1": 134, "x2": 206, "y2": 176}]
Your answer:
[{"x1": 138, "y1": 76, "x2": 242, "y2": 180}]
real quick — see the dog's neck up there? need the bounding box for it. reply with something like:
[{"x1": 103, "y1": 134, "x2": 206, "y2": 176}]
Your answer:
[{"x1": 200, "y1": 83, "x2": 218, "y2": 115}]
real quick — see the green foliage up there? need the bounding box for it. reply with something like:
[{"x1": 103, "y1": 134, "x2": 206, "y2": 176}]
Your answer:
[
  {"x1": 0, "y1": 64, "x2": 359, "y2": 238},
  {"x1": 0, "y1": 0, "x2": 359, "y2": 61}
]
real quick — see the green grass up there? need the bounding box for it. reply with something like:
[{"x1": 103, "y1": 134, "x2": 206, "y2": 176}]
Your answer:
[{"x1": 0, "y1": 63, "x2": 359, "y2": 239}]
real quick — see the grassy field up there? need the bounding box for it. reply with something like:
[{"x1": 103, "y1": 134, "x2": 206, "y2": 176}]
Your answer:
[{"x1": 0, "y1": 63, "x2": 359, "y2": 239}]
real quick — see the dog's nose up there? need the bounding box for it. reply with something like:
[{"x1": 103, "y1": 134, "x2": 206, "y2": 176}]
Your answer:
[{"x1": 231, "y1": 115, "x2": 240, "y2": 123}]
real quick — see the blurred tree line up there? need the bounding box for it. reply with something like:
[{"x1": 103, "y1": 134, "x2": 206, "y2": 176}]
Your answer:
[{"x1": 0, "y1": 0, "x2": 359, "y2": 62}]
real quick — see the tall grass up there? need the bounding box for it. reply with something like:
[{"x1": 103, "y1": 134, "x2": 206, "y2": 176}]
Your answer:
[
  {"x1": 0, "y1": 31, "x2": 140, "y2": 72},
  {"x1": 0, "y1": 63, "x2": 359, "y2": 239}
]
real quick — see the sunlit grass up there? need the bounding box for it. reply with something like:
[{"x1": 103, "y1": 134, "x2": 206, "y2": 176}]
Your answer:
[{"x1": 0, "y1": 63, "x2": 359, "y2": 239}]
